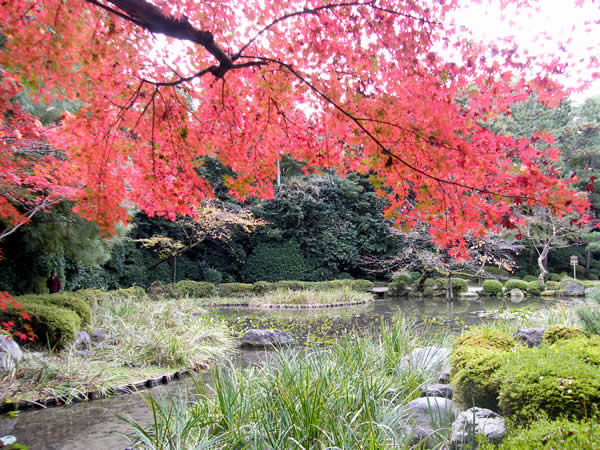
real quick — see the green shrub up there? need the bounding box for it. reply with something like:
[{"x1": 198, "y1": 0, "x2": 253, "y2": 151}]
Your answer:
[
  {"x1": 73, "y1": 288, "x2": 114, "y2": 306},
  {"x1": 551, "y1": 336, "x2": 600, "y2": 366},
  {"x1": 549, "y1": 273, "x2": 562, "y2": 282},
  {"x1": 522, "y1": 275, "x2": 538, "y2": 282},
  {"x1": 497, "y1": 344, "x2": 600, "y2": 422},
  {"x1": 451, "y1": 278, "x2": 468, "y2": 294},
  {"x1": 451, "y1": 346, "x2": 506, "y2": 410},
  {"x1": 388, "y1": 279, "x2": 409, "y2": 296},
  {"x1": 243, "y1": 240, "x2": 313, "y2": 282},
  {"x1": 113, "y1": 285, "x2": 147, "y2": 299},
  {"x1": 350, "y1": 279, "x2": 374, "y2": 292},
  {"x1": 0, "y1": 303, "x2": 80, "y2": 349},
  {"x1": 588, "y1": 286, "x2": 600, "y2": 303},
  {"x1": 217, "y1": 283, "x2": 255, "y2": 297},
  {"x1": 484, "y1": 266, "x2": 511, "y2": 278},
  {"x1": 203, "y1": 267, "x2": 223, "y2": 284},
  {"x1": 391, "y1": 273, "x2": 412, "y2": 284},
  {"x1": 504, "y1": 279, "x2": 530, "y2": 293},
  {"x1": 546, "y1": 280, "x2": 560, "y2": 289},
  {"x1": 525, "y1": 280, "x2": 542, "y2": 295},
  {"x1": 273, "y1": 280, "x2": 305, "y2": 291},
  {"x1": 253, "y1": 281, "x2": 275, "y2": 294},
  {"x1": 451, "y1": 327, "x2": 515, "y2": 410},
  {"x1": 15, "y1": 293, "x2": 91, "y2": 327},
  {"x1": 482, "y1": 280, "x2": 503, "y2": 296},
  {"x1": 578, "y1": 307, "x2": 600, "y2": 335},
  {"x1": 173, "y1": 280, "x2": 216, "y2": 298},
  {"x1": 543, "y1": 324, "x2": 586, "y2": 345},
  {"x1": 146, "y1": 281, "x2": 177, "y2": 299},
  {"x1": 480, "y1": 416, "x2": 600, "y2": 449}
]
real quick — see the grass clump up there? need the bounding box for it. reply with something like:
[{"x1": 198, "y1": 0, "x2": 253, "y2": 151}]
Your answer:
[
  {"x1": 249, "y1": 287, "x2": 372, "y2": 306},
  {"x1": 124, "y1": 316, "x2": 452, "y2": 449}
]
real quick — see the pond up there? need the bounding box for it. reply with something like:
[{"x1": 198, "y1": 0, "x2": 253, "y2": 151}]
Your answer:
[{"x1": 3, "y1": 295, "x2": 585, "y2": 449}]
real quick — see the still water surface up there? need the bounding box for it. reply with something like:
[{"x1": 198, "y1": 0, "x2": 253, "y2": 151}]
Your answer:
[{"x1": 4, "y1": 295, "x2": 581, "y2": 449}]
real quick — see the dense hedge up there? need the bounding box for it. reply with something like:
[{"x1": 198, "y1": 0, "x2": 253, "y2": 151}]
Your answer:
[
  {"x1": 173, "y1": 280, "x2": 216, "y2": 298},
  {"x1": 0, "y1": 302, "x2": 80, "y2": 349},
  {"x1": 243, "y1": 240, "x2": 313, "y2": 282},
  {"x1": 217, "y1": 283, "x2": 255, "y2": 297},
  {"x1": 15, "y1": 293, "x2": 91, "y2": 327}
]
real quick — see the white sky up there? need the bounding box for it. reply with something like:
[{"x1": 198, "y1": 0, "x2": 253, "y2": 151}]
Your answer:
[{"x1": 455, "y1": 0, "x2": 600, "y2": 103}]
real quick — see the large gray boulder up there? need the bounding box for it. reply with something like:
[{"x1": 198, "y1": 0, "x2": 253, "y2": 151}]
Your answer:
[
  {"x1": 561, "y1": 280, "x2": 585, "y2": 296},
  {"x1": 509, "y1": 288, "x2": 525, "y2": 302},
  {"x1": 399, "y1": 346, "x2": 451, "y2": 383},
  {"x1": 400, "y1": 397, "x2": 458, "y2": 448},
  {"x1": 450, "y1": 407, "x2": 505, "y2": 448},
  {"x1": 0, "y1": 336, "x2": 23, "y2": 372},
  {"x1": 514, "y1": 327, "x2": 545, "y2": 348},
  {"x1": 421, "y1": 383, "x2": 455, "y2": 399},
  {"x1": 240, "y1": 329, "x2": 293, "y2": 349}
]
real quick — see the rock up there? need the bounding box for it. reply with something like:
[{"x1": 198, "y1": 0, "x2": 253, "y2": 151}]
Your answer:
[
  {"x1": 399, "y1": 347, "x2": 451, "y2": 383},
  {"x1": 240, "y1": 329, "x2": 293, "y2": 349},
  {"x1": 514, "y1": 327, "x2": 546, "y2": 348},
  {"x1": 94, "y1": 328, "x2": 107, "y2": 344},
  {"x1": 400, "y1": 397, "x2": 458, "y2": 448},
  {"x1": 509, "y1": 288, "x2": 525, "y2": 302},
  {"x1": 0, "y1": 336, "x2": 23, "y2": 372},
  {"x1": 560, "y1": 280, "x2": 585, "y2": 296},
  {"x1": 421, "y1": 383, "x2": 455, "y2": 399},
  {"x1": 74, "y1": 331, "x2": 92, "y2": 350},
  {"x1": 450, "y1": 407, "x2": 505, "y2": 448}
]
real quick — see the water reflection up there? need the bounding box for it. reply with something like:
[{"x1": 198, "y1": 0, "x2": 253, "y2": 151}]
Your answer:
[{"x1": 5, "y1": 295, "x2": 582, "y2": 449}]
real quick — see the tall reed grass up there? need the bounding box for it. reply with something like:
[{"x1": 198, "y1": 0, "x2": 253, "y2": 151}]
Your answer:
[{"x1": 124, "y1": 315, "x2": 452, "y2": 449}]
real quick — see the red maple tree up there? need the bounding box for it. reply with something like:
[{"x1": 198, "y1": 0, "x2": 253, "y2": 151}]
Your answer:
[{"x1": 1, "y1": 0, "x2": 596, "y2": 255}]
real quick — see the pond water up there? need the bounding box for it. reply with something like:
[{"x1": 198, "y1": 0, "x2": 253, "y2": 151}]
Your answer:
[{"x1": 3, "y1": 295, "x2": 585, "y2": 449}]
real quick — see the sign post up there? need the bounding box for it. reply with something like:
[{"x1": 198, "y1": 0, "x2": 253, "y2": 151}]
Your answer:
[{"x1": 570, "y1": 255, "x2": 579, "y2": 279}]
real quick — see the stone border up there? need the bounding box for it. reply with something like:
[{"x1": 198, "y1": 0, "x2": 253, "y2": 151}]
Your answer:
[{"x1": 0, "y1": 365, "x2": 206, "y2": 413}]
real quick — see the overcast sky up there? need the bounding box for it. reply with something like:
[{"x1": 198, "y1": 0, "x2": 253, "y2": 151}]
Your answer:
[{"x1": 455, "y1": 0, "x2": 600, "y2": 103}]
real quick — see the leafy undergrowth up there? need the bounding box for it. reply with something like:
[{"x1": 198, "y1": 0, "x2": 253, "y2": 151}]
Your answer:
[{"x1": 1, "y1": 297, "x2": 235, "y2": 405}]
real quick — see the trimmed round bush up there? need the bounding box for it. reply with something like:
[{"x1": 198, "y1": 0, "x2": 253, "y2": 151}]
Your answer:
[
  {"x1": 545, "y1": 280, "x2": 560, "y2": 289},
  {"x1": 482, "y1": 280, "x2": 503, "y2": 296},
  {"x1": 480, "y1": 416, "x2": 600, "y2": 449},
  {"x1": 525, "y1": 280, "x2": 542, "y2": 295},
  {"x1": 497, "y1": 344, "x2": 600, "y2": 422},
  {"x1": 388, "y1": 279, "x2": 409, "y2": 296},
  {"x1": 350, "y1": 279, "x2": 375, "y2": 292},
  {"x1": 0, "y1": 303, "x2": 81, "y2": 349},
  {"x1": 522, "y1": 275, "x2": 538, "y2": 282},
  {"x1": 217, "y1": 283, "x2": 255, "y2": 297},
  {"x1": 451, "y1": 346, "x2": 506, "y2": 410},
  {"x1": 504, "y1": 279, "x2": 530, "y2": 293},
  {"x1": 173, "y1": 280, "x2": 216, "y2": 298},
  {"x1": 114, "y1": 285, "x2": 147, "y2": 299},
  {"x1": 451, "y1": 328, "x2": 515, "y2": 410}
]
